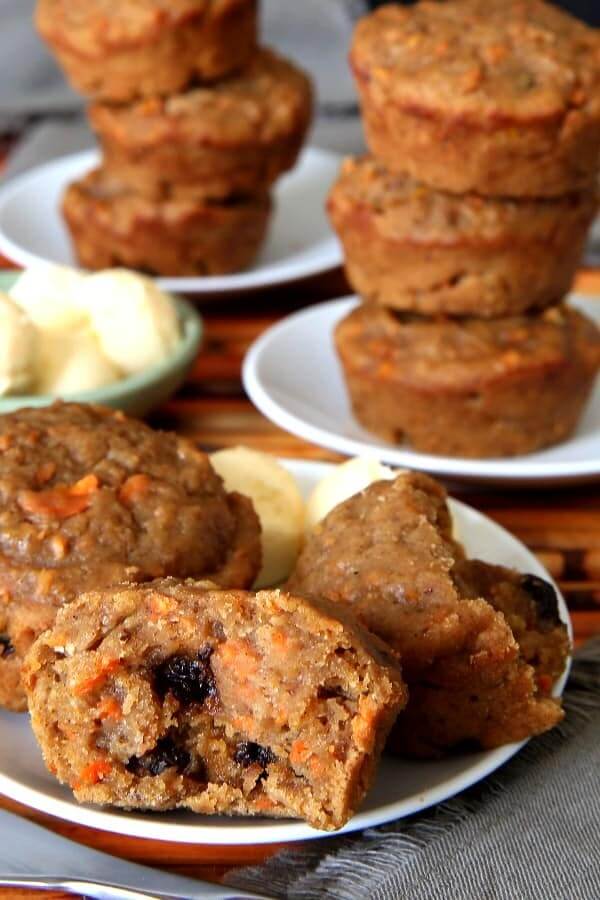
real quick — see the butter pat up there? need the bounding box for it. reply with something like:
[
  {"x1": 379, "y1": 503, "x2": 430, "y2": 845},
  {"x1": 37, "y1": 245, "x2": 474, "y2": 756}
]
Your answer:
[
  {"x1": 78, "y1": 269, "x2": 181, "y2": 374},
  {"x1": 10, "y1": 263, "x2": 88, "y2": 331},
  {"x1": 36, "y1": 328, "x2": 121, "y2": 396},
  {"x1": 0, "y1": 292, "x2": 38, "y2": 395}
]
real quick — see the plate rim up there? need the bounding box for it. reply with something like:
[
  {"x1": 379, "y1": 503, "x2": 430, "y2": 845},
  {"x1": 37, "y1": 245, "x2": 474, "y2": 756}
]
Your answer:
[
  {"x1": 0, "y1": 147, "x2": 343, "y2": 295},
  {"x1": 0, "y1": 458, "x2": 571, "y2": 845},
  {"x1": 242, "y1": 296, "x2": 600, "y2": 484}
]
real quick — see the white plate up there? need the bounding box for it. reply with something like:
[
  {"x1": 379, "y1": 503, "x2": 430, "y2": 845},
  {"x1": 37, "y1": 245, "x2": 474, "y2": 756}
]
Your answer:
[
  {"x1": 0, "y1": 148, "x2": 343, "y2": 294},
  {"x1": 0, "y1": 459, "x2": 570, "y2": 845},
  {"x1": 244, "y1": 296, "x2": 600, "y2": 484}
]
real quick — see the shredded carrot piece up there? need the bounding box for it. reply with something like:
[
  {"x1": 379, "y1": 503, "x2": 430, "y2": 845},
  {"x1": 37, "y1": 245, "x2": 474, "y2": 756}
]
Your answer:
[
  {"x1": 270, "y1": 630, "x2": 290, "y2": 652},
  {"x1": 96, "y1": 696, "x2": 122, "y2": 721},
  {"x1": 18, "y1": 474, "x2": 100, "y2": 519},
  {"x1": 538, "y1": 674, "x2": 553, "y2": 695},
  {"x1": 118, "y1": 474, "x2": 152, "y2": 505},
  {"x1": 78, "y1": 759, "x2": 112, "y2": 786},
  {"x1": 149, "y1": 594, "x2": 177, "y2": 621},
  {"x1": 73, "y1": 658, "x2": 120, "y2": 696},
  {"x1": 254, "y1": 795, "x2": 277, "y2": 812},
  {"x1": 290, "y1": 739, "x2": 310, "y2": 767},
  {"x1": 37, "y1": 570, "x2": 55, "y2": 593},
  {"x1": 232, "y1": 715, "x2": 254, "y2": 733},
  {"x1": 309, "y1": 754, "x2": 326, "y2": 777},
  {"x1": 217, "y1": 639, "x2": 259, "y2": 675},
  {"x1": 72, "y1": 474, "x2": 100, "y2": 495},
  {"x1": 35, "y1": 461, "x2": 56, "y2": 486},
  {"x1": 352, "y1": 697, "x2": 378, "y2": 749}
]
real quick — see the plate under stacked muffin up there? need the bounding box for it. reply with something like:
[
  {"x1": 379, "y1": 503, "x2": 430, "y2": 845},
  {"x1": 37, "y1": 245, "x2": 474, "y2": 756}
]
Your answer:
[
  {"x1": 329, "y1": 0, "x2": 600, "y2": 459},
  {"x1": 36, "y1": 0, "x2": 313, "y2": 276}
]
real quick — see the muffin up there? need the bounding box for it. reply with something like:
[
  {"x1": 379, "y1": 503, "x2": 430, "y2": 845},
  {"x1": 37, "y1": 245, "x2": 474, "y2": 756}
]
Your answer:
[
  {"x1": 62, "y1": 169, "x2": 271, "y2": 276},
  {"x1": 391, "y1": 557, "x2": 570, "y2": 757},
  {"x1": 328, "y1": 157, "x2": 598, "y2": 318},
  {"x1": 0, "y1": 402, "x2": 261, "y2": 711},
  {"x1": 24, "y1": 580, "x2": 406, "y2": 831},
  {"x1": 35, "y1": 0, "x2": 258, "y2": 102},
  {"x1": 288, "y1": 474, "x2": 565, "y2": 757},
  {"x1": 335, "y1": 303, "x2": 600, "y2": 458},
  {"x1": 90, "y1": 49, "x2": 313, "y2": 201},
  {"x1": 453, "y1": 560, "x2": 570, "y2": 691},
  {"x1": 350, "y1": 0, "x2": 600, "y2": 197}
]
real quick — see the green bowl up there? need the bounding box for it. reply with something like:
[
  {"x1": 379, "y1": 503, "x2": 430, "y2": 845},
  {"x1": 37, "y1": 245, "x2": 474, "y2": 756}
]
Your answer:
[{"x1": 0, "y1": 271, "x2": 203, "y2": 418}]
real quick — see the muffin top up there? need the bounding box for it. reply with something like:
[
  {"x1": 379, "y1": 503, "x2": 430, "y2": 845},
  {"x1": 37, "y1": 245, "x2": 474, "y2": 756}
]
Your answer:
[
  {"x1": 66, "y1": 168, "x2": 271, "y2": 220},
  {"x1": 351, "y1": 0, "x2": 600, "y2": 122},
  {"x1": 90, "y1": 49, "x2": 313, "y2": 148},
  {"x1": 336, "y1": 304, "x2": 600, "y2": 390},
  {"x1": 329, "y1": 156, "x2": 599, "y2": 244},
  {"x1": 36, "y1": 0, "x2": 246, "y2": 53},
  {"x1": 0, "y1": 402, "x2": 259, "y2": 582}
]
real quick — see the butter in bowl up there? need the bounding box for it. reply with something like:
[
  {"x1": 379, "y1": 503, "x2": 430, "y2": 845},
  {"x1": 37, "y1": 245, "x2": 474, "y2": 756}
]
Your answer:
[{"x1": 0, "y1": 266, "x2": 202, "y2": 416}]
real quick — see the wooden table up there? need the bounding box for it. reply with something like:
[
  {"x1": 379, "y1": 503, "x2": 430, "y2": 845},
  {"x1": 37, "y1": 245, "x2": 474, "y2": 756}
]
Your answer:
[{"x1": 0, "y1": 261, "x2": 599, "y2": 900}]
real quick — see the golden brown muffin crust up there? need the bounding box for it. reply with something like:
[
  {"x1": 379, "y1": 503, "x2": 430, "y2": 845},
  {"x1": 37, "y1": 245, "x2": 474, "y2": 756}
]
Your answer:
[
  {"x1": 62, "y1": 169, "x2": 271, "y2": 276},
  {"x1": 91, "y1": 49, "x2": 312, "y2": 150},
  {"x1": 351, "y1": 0, "x2": 600, "y2": 124},
  {"x1": 335, "y1": 303, "x2": 600, "y2": 457},
  {"x1": 351, "y1": 0, "x2": 600, "y2": 195},
  {"x1": 88, "y1": 49, "x2": 313, "y2": 200},
  {"x1": 36, "y1": 0, "x2": 258, "y2": 100},
  {"x1": 328, "y1": 156, "x2": 597, "y2": 316},
  {"x1": 330, "y1": 157, "x2": 598, "y2": 247},
  {"x1": 337, "y1": 303, "x2": 600, "y2": 394},
  {"x1": 36, "y1": 0, "x2": 250, "y2": 56}
]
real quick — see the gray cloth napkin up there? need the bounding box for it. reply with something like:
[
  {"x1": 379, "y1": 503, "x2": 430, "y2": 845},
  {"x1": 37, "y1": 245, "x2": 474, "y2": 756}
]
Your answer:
[{"x1": 227, "y1": 639, "x2": 600, "y2": 900}]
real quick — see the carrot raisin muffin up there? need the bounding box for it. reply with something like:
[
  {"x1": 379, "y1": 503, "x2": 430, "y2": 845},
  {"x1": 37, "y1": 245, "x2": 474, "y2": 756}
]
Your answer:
[
  {"x1": 24, "y1": 580, "x2": 406, "y2": 831},
  {"x1": 62, "y1": 169, "x2": 271, "y2": 276},
  {"x1": 35, "y1": 0, "x2": 258, "y2": 102},
  {"x1": 453, "y1": 559, "x2": 570, "y2": 692},
  {"x1": 328, "y1": 157, "x2": 598, "y2": 318},
  {"x1": 392, "y1": 558, "x2": 570, "y2": 757},
  {"x1": 335, "y1": 303, "x2": 600, "y2": 458},
  {"x1": 288, "y1": 474, "x2": 566, "y2": 758},
  {"x1": 351, "y1": 0, "x2": 600, "y2": 197},
  {"x1": 90, "y1": 49, "x2": 313, "y2": 202},
  {"x1": 0, "y1": 403, "x2": 261, "y2": 712}
]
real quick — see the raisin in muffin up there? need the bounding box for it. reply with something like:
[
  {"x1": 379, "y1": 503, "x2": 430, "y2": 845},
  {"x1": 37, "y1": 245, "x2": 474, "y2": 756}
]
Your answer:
[
  {"x1": 335, "y1": 303, "x2": 600, "y2": 458},
  {"x1": 0, "y1": 403, "x2": 261, "y2": 711},
  {"x1": 328, "y1": 157, "x2": 598, "y2": 318},
  {"x1": 90, "y1": 49, "x2": 313, "y2": 201},
  {"x1": 351, "y1": 0, "x2": 600, "y2": 197},
  {"x1": 24, "y1": 580, "x2": 406, "y2": 831},
  {"x1": 36, "y1": 0, "x2": 258, "y2": 102}
]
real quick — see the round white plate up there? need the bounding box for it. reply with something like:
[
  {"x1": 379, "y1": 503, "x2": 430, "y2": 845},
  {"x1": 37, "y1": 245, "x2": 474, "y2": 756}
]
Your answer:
[
  {"x1": 244, "y1": 296, "x2": 600, "y2": 484},
  {"x1": 0, "y1": 459, "x2": 570, "y2": 845},
  {"x1": 0, "y1": 147, "x2": 343, "y2": 294}
]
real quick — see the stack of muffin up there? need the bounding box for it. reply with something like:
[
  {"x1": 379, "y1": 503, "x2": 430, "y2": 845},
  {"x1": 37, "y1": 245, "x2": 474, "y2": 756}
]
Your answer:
[
  {"x1": 36, "y1": 0, "x2": 312, "y2": 276},
  {"x1": 329, "y1": 0, "x2": 600, "y2": 459}
]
